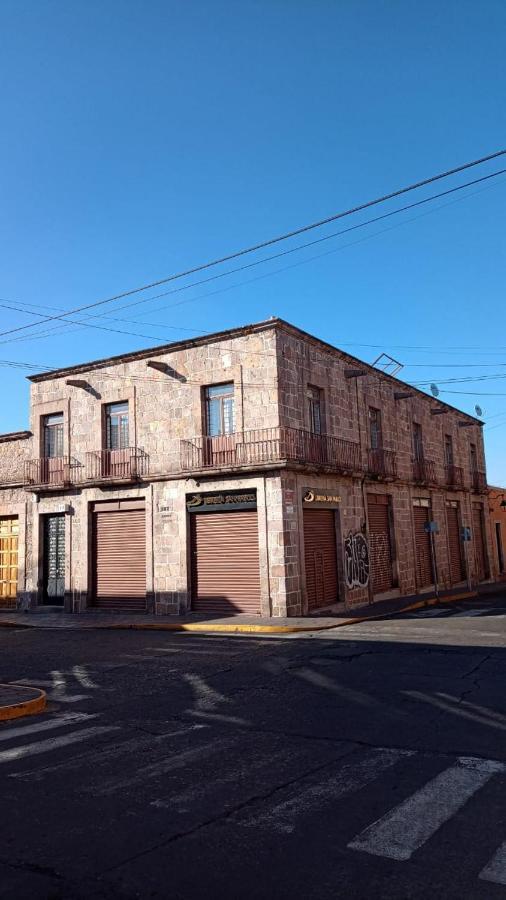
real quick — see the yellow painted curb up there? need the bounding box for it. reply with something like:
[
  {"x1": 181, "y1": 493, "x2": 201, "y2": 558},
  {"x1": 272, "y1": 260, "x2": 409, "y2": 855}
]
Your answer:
[
  {"x1": 0, "y1": 684, "x2": 46, "y2": 721},
  {"x1": 93, "y1": 591, "x2": 479, "y2": 634}
]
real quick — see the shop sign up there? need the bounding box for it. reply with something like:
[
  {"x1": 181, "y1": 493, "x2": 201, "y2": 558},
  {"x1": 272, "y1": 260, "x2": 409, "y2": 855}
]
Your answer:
[
  {"x1": 303, "y1": 489, "x2": 341, "y2": 507},
  {"x1": 186, "y1": 489, "x2": 257, "y2": 513}
]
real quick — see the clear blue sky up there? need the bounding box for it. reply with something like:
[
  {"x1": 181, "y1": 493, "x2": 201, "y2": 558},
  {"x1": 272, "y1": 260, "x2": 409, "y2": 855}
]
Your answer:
[{"x1": 0, "y1": 0, "x2": 505, "y2": 481}]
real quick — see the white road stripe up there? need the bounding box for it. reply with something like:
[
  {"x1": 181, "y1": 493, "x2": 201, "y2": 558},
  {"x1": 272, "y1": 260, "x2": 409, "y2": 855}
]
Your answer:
[
  {"x1": 87, "y1": 737, "x2": 232, "y2": 796},
  {"x1": 0, "y1": 726, "x2": 119, "y2": 764},
  {"x1": 479, "y1": 841, "x2": 506, "y2": 885},
  {"x1": 0, "y1": 712, "x2": 96, "y2": 742},
  {"x1": 246, "y1": 748, "x2": 414, "y2": 833},
  {"x1": 348, "y1": 756, "x2": 505, "y2": 860},
  {"x1": 12, "y1": 723, "x2": 206, "y2": 782}
]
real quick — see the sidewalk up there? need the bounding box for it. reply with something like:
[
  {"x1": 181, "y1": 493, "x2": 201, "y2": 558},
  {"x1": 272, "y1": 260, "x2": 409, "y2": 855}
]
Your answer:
[
  {"x1": 0, "y1": 585, "x2": 483, "y2": 634},
  {"x1": 0, "y1": 684, "x2": 46, "y2": 721}
]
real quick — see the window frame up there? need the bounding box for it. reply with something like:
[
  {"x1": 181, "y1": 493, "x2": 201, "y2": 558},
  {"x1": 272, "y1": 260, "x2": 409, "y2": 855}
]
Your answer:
[
  {"x1": 204, "y1": 383, "x2": 235, "y2": 437},
  {"x1": 42, "y1": 413, "x2": 64, "y2": 459},
  {"x1": 369, "y1": 407, "x2": 383, "y2": 450},
  {"x1": 307, "y1": 385, "x2": 324, "y2": 435},
  {"x1": 104, "y1": 401, "x2": 130, "y2": 451}
]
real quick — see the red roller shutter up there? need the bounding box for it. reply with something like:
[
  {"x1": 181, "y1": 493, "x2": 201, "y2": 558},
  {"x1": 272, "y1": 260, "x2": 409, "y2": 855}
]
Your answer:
[
  {"x1": 446, "y1": 504, "x2": 465, "y2": 584},
  {"x1": 368, "y1": 494, "x2": 394, "y2": 595},
  {"x1": 93, "y1": 501, "x2": 146, "y2": 611},
  {"x1": 191, "y1": 510, "x2": 261, "y2": 615},
  {"x1": 413, "y1": 505, "x2": 433, "y2": 589},
  {"x1": 303, "y1": 508, "x2": 338, "y2": 611},
  {"x1": 473, "y1": 504, "x2": 488, "y2": 582}
]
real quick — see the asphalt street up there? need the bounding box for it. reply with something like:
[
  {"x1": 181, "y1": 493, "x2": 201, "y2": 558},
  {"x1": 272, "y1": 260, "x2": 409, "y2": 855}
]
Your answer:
[{"x1": 1, "y1": 595, "x2": 506, "y2": 899}]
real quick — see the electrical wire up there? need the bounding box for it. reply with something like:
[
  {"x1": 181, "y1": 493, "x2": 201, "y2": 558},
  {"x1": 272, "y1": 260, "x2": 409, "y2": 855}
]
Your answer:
[{"x1": 0, "y1": 150, "x2": 504, "y2": 341}]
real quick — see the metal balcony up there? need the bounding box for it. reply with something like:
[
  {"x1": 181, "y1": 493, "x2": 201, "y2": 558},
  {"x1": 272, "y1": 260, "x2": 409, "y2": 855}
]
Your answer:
[
  {"x1": 367, "y1": 448, "x2": 397, "y2": 479},
  {"x1": 471, "y1": 470, "x2": 487, "y2": 493},
  {"x1": 412, "y1": 457, "x2": 438, "y2": 485},
  {"x1": 180, "y1": 427, "x2": 362, "y2": 474},
  {"x1": 444, "y1": 464, "x2": 464, "y2": 490},
  {"x1": 85, "y1": 447, "x2": 149, "y2": 482},
  {"x1": 24, "y1": 457, "x2": 82, "y2": 489}
]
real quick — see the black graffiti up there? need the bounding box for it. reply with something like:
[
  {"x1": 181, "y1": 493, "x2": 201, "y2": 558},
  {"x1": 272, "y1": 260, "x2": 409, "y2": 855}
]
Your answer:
[{"x1": 344, "y1": 531, "x2": 370, "y2": 588}]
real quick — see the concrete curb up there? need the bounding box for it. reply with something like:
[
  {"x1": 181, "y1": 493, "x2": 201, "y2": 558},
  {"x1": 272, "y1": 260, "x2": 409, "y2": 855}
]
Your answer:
[
  {"x1": 0, "y1": 590, "x2": 478, "y2": 635},
  {"x1": 0, "y1": 684, "x2": 47, "y2": 721}
]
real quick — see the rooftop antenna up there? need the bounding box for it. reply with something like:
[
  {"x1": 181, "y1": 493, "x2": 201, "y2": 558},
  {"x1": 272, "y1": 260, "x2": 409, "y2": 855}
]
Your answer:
[{"x1": 371, "y1": 353, "x2": 404, "y2": 377}]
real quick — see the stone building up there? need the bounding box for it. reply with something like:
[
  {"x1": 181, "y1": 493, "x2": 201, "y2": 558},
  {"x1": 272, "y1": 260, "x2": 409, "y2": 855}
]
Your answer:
[
  {"x1": 0, "y1": 318, "x2": 493, "y2": 616},
  {"x1": 488, "y1": 486, "x2": 506, "y2": 583}
]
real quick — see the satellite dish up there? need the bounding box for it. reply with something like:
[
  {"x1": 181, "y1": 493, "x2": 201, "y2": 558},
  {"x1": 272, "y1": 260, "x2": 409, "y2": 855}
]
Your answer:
[
  {"x1": 430, "y1": 383, "x2": 440, "y2": 398},
  {"x1": 475, "y1": 404, "x2": 483, "y2": 418}
]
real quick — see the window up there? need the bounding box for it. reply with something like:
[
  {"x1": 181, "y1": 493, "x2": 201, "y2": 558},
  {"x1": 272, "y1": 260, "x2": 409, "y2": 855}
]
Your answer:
[
  {"x1": 43, "y1": 413, "x2": 64, "y2": 459},
  {"x1": 105, "y1": 402, "x2": 129, "y2": 450},
  {"x1": 307, "y1": 385, "x2": 323, "y2": 435},
  {"x1": 413, "y1": 423, "x2": 424, "y2": 461},
  {"x1": 470, "y1": 443, "x2": 478, "y2": 474},
  {"x1": 205, "y1": 384, "x2": 234, "y2": 436},
  {"x1": 369, "y1": 408, "x2": 382, "y2": 450},
  {"x1": 444, "y1": 435, "x2": 454, "y2": 466}
]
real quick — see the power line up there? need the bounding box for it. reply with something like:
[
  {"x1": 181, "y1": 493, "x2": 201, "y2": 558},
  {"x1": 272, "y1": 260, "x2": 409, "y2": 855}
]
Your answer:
[
  {"x1": 0, "y1": 150, "x2": 504, "y2": 342},
  {"x1": 2, "y1": 164, "x2": 506, "y2": 356}
]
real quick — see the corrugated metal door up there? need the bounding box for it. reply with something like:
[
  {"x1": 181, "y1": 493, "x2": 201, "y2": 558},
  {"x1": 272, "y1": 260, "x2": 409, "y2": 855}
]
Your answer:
[
  {"x1": 303, "y1": 509, "x2": 338, "y2": 610},
  {"x1": 93, "y1": 500, "x2": 146, "y2": 611},
  {"x1": 413, "y1": 506, "x2": 433, "y2": 588},
  {"x1": 191, "y1": 511, "x2": 261, "y2": 615},
  {"x1": 0, "y1": 517, "x2": 18, "y2": 608},
  {"x1": 473, "y1": 504, "x2": 488, "y2": 582},
  {"x1": 367, "y1": 494, "x2": 394, "y2": 595},
  {"x1": 446, "y1": 504, "x2": 465, "y2": 584}
]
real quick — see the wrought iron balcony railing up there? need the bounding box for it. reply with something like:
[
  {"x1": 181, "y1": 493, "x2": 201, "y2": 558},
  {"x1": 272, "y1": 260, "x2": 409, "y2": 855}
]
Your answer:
[
  {"x1": 471, "y1": 470, "x2": 487, "y2": 493},
  {"x1": 24, "y1": 457, "x2": 82, "y2": 488},
  {"x1": 180, "y1": 427, "x2": 362, "y2": 473},
  {"x1": 366, "y1": 448, "x2": 397, "y2": 479},
  {"x1": 444, "y1": 463, "x2": 464, "y2": 489},
  {"x1": 85, "y1": 447, "x2": 149, "y2": 482},
  {"x1": 412, "y1": 457, "x2": 437, "y2": 485}
]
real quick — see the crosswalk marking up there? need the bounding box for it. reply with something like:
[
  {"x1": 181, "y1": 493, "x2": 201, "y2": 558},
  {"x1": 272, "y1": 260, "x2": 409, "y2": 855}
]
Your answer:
[
  {"x1": 479, "y1": 840, "x2": 506, "y2": 885},
  {"x1": 0, "y1": 712, "x2": 96, "y2": 742},
  {"x1": 245, "y1": 748, "x2": 414, "y2": 833},
  {"x1": 348, "y1": 756, "x2": 505, "y2": 861},
  {"x1": 86, "y1": 737, "x2": 232, "y2": 797},
  {"x1": 0, "y1": 726, "x2": 119, "y2": 764}
]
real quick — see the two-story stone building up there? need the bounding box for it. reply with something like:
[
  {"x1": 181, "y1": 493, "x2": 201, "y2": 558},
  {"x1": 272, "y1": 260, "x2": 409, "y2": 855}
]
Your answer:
[{"x1": 0, "y1": 318, "x2": 492, "y2": 617}]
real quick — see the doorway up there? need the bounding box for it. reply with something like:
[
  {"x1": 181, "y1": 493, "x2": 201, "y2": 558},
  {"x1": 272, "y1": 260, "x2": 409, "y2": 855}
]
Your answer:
[{"x1": 42, "y1": 514, "x2": 65, "y2": 605}]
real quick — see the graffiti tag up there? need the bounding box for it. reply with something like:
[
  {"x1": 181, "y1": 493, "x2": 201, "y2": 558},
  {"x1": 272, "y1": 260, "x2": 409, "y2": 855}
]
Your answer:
[{"x1": 344, "y1": 531, "x2": 370, "y2": 588}]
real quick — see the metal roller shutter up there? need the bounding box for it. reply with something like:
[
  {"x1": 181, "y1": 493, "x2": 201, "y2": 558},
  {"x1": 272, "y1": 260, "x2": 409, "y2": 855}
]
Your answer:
[
  {"x1": 413, "y1": 506, "x2": 433, "y2": 588},
  {"x1": 303, "y1": 509, "x2": 338, "y2": 611},
  {"x1": 367, "y1": 494, "x2": 394, "y2": 595},
  {"x1": 93, "y1": 502, "x2": 146, "y2": 611},
  {"x1": 0, "y1": 517, "x2": 18, "y2": 608},
  {"x1": 191, "y1": 511, "x2": 261, "y2": 615},
  {"x1": 446, "y1": 505, "x2": 465, "y2": 584},
  {"x1": 473, "y1": 505, "x2": 488, "y2": 582}
]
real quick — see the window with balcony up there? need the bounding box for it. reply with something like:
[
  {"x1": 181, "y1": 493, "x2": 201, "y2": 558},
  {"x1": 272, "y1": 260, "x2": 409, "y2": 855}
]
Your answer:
[
  {"x1": 413, "y1": 423, "x2": 424, "y2": 462},
  {"x1": 369, "y1": 408, "x2": 382, "y2": 450},
  {"x1": 105, "y1": 402, "x2": 129, "y2": 450},
  {"x1": 444, "y1": 434, "x2": 454, "y2": 466},
  {"x1": 204, "y1": 384, "x2": 235, "y2": 436},
  {"x1": 307, "y1": 385, "x2": 323, "y2": 435},
  {"x1": 43, "y1": 413, "x2": 64, "y2": 459},
  {"x1": 470, "y1": 443, "x2": 478, "y2": 474}
]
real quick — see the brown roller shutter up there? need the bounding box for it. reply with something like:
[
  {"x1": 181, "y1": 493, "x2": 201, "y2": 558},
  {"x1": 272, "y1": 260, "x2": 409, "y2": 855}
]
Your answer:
[
  {"x1": 0, "y1": 517, "x2": 18, "y2": 608},
  {"x1": 473, "y1": 504, "x2": 488, "y2": 582},
  {"x1": 446, "y1": 504, "x2": 465, "y2": 584},
  {"x1": 368, "y1": 494, "x2": 395, "y2": 595},
  {"x1": 191, "y1": 510, "x2": 261, "y2": 615},
  {"x1": 413, "y1": 505, "x2": 433, "y2": 589},
  {"x1": 93, "y1": 503, "x2": 146, "y2": 611},
  {"x1": 303, "y1": 509, "x2": 338, "y2": 611}
]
